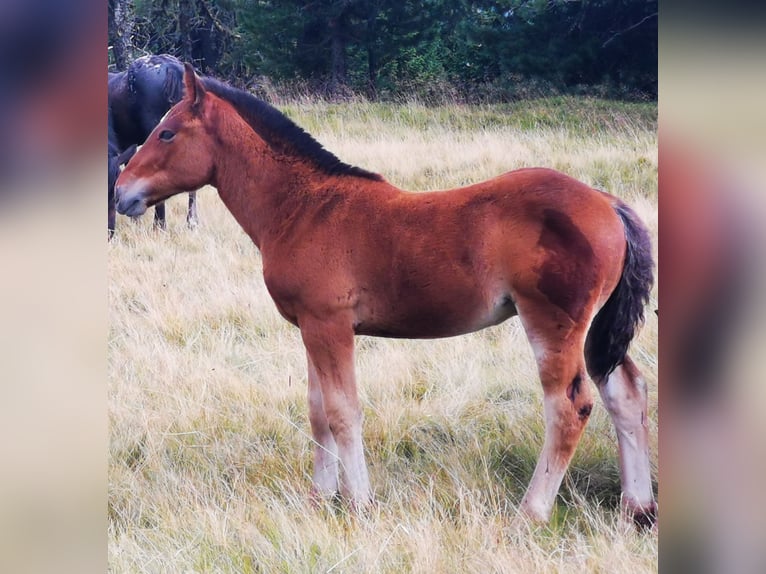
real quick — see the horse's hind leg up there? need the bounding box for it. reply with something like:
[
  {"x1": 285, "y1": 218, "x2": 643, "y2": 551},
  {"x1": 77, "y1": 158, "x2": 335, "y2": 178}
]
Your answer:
[
  {"x1": 306, "y1": 352, "x2": 339, "y2": 498},
  {"x1": 595, "y1": 355, "x2": 656, "y2": 527},
  {"x1": 517, "y1": 304, "x2": 594, "y2": 522},
  {"x1": 187, "y1": 192, "x2": 198, "y2": 228},
  {"x1": 153, "y1": 202, "x2": 166, "y2": 229}
]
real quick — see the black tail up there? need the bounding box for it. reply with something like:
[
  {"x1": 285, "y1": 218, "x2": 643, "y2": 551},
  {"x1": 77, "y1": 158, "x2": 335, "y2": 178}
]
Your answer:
[{"x1": 585, "y1": 201, "x2": 654, "y2": 381}]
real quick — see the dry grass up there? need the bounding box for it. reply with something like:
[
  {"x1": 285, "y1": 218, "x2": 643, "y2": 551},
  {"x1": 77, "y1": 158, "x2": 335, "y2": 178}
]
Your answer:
[{"x1": 108, "y1": 99, "x2": 657, "y2": 572}]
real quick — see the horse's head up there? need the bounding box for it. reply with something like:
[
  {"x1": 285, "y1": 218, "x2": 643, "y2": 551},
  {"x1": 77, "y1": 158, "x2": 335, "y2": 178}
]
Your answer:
[{"x1": 115, "y1": 63, "x2": 215, "y2": 218}]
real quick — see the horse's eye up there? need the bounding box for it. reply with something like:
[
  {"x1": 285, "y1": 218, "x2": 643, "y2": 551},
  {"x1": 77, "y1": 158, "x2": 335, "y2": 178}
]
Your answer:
[{"x1": 158, "y1": 129, "x2": 175, "y2": 142}]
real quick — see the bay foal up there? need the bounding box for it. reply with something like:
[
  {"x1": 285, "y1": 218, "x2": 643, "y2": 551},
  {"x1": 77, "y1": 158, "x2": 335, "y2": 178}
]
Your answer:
[{"x1": 116, "y1": 65, "x2": 656, "y2": 526}]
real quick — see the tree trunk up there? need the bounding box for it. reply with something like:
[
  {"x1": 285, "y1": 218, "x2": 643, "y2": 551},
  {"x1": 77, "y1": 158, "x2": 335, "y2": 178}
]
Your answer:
[
  {"x1": 109, "y1": 0, "x2": 133, "y2": 70},
  {"x1": 177, "y1": 3, "x2": 194, "y2": 64},
  {"x1": 366, "y1": 14, "x2": 377, "y2": 98},
  {"x1": 192, "y1": 0, "x2": 222, "y2": 74},
  {"x1": 329, "y1": 17, "x2": 347, "y2": 91}
]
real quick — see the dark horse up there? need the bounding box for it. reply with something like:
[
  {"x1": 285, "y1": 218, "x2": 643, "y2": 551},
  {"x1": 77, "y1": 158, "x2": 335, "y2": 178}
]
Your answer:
[
  {"x1": 108, "y1": 95, "x2": 137, "y2": 237},
  {"x1": 116, "y1": 66, "x2": 656, "y2": 527},
  {"x1": 108, "y1": 54, "x2": 197, "y2": 237}
]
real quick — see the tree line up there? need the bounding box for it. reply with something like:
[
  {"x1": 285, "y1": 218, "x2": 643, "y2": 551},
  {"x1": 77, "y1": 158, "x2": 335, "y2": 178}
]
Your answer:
[{"x1": 108, "y1": 1, "x2": 657, "y2": 101}]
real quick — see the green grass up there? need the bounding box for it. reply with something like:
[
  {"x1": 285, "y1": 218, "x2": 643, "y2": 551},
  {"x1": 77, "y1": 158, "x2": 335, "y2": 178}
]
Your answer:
[
  {"x1": 108, "y1": 97, "x2": 657, "y2": 572},
  {"x1": 282, "y1": 97, "x2": 657, "y2": 138}
]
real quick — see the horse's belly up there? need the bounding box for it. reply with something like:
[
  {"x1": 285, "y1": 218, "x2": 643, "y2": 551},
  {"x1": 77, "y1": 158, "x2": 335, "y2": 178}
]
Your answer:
[{"x1": 354, "y1": 293, "x2": 516, "y2": 339}]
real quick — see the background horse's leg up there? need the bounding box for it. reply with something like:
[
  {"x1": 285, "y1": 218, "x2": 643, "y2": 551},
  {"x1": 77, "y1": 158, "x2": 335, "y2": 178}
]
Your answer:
[
  {"x1": 300, "y1": 316, "x2": 370, "y2": 505},
  {"x1": 153, "y1": 202, "x2": 166, "y2": 229},
  {"x1": 595, "y1": 354, "x2": 656, "y2": 527},
  {"x1": 307, "y1": 352, "x2": 339, "y2": 498},
  {"x1": 516, "y1": 303, "x2": 594, "y2": 522},
  {"x1": 108, "y1": 201, "x2": 116, "y2": 239},
  {"x1": 187, "y1": 191, "x2": 198, "y2": 228}
]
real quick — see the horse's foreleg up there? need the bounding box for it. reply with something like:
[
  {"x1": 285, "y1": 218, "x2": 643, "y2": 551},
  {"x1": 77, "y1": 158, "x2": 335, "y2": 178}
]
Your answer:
[
  {"x1": 596, "y1": 354, "x2": 656, "y2": 528},
  {"x1": 153, "y1": 202, "x2": 166, "y2": 230},
  {"x1": 307, "y1": 352, "x2": 339, "y2": 498},
  {"x1": 187, "y1": 191, "x2": 198, "y2": 228},
  {"x1": 300, "y1": 317, "x2": 370, "y2": 506},
  {"x1": 108, "y1": 202, "x2": 116, "y2": 239}
]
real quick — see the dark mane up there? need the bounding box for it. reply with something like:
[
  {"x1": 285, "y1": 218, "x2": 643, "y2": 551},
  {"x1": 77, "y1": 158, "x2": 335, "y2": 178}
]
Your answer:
[{"x1": 200, "y1": 77, "x2": 383, "y2": 182}]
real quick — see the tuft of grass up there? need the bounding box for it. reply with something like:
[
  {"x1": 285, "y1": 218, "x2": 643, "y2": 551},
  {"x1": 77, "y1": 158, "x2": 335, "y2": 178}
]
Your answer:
[{"x1": 109, "y1": 98, "x2": 657, "y2": 572}]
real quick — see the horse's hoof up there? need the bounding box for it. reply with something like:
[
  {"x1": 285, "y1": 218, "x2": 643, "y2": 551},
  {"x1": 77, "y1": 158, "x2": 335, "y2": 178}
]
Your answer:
[
  {"x1": 626, "y1": 500, "x2": 657, "y2": 531},
  {"x1": 309, "y1": 487, "x2": 341, "y2": 509},
  {"x1": 518, "y1": 498, "x2": 551, "y2": 525}
]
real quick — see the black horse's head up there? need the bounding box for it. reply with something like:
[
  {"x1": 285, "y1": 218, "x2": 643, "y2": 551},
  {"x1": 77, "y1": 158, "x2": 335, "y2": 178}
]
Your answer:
[{"x1": 107, "y1": 142, "x2": 137, "y2": 238}]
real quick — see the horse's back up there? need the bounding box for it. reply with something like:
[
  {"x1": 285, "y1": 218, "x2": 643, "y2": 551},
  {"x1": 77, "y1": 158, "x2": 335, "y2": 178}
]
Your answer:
[
  {"x1": 129, "y1": 55, "x2": 184, "y2": 134},
  {"x1": 384, "y1": 167, "x2": 623, "y2": 267},
  {"x1": 109, "y1": 55, "x2": 185, "y2": 147}
]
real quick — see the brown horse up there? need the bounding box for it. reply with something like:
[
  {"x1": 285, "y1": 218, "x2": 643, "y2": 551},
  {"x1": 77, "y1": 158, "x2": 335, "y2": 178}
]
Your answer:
[{"x1": 115, "y1": 65, "x2": 656, "y2": 527}]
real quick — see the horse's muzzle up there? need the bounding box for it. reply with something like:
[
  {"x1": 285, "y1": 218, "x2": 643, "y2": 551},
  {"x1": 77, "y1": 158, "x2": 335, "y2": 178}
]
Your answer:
[{"x1": 115, "y1": 186, "x2": 148, "y2": 217}]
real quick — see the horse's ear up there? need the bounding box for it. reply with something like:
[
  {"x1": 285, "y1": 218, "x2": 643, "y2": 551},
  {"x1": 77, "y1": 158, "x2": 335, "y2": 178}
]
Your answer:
[
  {"x1": 117, "y1": 144, "x2": 137, "y2": 166},
  {"x1": 183, "y1": 63, "x2": 206, "y2": 111}
]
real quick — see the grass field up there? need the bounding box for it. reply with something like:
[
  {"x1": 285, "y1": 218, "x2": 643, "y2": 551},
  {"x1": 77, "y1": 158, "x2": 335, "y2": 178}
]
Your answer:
[{"x1": 108, "y1": 97, "x2": 657, "y2": 573}]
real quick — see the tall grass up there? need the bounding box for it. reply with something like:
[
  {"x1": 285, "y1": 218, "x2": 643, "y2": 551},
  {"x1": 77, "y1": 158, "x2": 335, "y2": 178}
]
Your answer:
[{"x1": 108, "y1": 98, "x2": 657, "y2": 572}]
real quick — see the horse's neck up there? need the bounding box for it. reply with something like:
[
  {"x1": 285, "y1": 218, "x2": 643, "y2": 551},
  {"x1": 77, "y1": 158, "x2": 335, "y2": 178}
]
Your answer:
[{"x1": 211, "y1": 127, "x2": 324, "y2": 249}]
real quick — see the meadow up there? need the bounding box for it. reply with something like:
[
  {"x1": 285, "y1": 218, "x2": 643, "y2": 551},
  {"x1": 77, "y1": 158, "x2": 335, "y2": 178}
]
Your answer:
[{"x1": 108, "y1": 97, "x2": 657, "y2": 573}]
